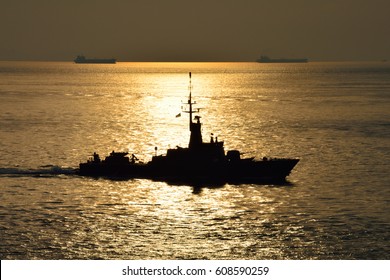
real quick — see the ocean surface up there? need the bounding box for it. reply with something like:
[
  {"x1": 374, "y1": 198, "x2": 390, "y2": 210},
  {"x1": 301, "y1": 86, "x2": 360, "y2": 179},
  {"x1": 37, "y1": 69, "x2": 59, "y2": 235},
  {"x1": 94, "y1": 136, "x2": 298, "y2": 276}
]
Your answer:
[{"x1": 0, "y1": 61, "x2": 389, "y2": 260}]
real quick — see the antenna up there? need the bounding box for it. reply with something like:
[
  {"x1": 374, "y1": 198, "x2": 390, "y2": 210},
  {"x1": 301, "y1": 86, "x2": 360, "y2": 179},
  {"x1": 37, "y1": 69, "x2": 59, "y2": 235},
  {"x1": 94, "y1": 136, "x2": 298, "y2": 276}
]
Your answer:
[
  {"x1": 185, "y1": 72, "x2": 203, "y2": 147},
  {"x1": 182, "y1": 72, "x2": 201, "y2": 132},
  {"x1": 188, "y1": 72, "x2": 192, "y2": 127}
]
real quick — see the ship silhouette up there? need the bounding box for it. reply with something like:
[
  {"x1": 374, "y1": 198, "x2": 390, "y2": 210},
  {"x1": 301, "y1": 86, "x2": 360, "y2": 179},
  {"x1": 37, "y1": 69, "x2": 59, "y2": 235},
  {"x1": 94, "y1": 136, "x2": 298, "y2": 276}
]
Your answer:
[
  {"x1": 256, "y1": 55, "x2": 308, "y2": 63},
  {"x1": 78, "y1": 73, "x2": 299, "y2": 184},
  {"x1": 74, "y1": 55, "x2": 116, "y2": 64}
]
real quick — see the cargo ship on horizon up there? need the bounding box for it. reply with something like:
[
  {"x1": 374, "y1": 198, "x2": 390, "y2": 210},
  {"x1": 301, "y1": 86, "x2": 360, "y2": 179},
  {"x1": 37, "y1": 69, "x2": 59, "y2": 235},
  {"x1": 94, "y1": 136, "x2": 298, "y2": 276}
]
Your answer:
[
  {"x1": 256, "y1": 55, "x2": 308, "y2": 63},
  {"x1": 74, "y1": 55, "x2": 116, "y2": 64}
]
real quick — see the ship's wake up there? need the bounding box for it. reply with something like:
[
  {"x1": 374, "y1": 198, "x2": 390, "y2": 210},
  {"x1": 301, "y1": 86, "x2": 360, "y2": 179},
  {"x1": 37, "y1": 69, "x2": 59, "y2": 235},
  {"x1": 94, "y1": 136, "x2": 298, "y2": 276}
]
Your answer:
[{"x1": 0, "y1": 165, "x2": 78, "y2": 178}]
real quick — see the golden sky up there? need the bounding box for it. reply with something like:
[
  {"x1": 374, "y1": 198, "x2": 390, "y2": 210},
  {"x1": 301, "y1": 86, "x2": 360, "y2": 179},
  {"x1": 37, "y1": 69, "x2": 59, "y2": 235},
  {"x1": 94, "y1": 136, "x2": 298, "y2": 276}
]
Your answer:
[{"x1": 1, "y1": 0, "x2": 389, "y2": 61}]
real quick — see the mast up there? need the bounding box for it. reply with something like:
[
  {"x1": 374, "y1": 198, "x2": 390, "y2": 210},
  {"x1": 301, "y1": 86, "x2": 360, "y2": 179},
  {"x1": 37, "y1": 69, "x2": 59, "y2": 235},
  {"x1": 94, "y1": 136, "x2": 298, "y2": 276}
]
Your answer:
[
  {"x1": 188, "y1": 72, "x2": 193, "y2": 129},
  {"x1": 185, "y1": 72, "x2": 202, "y2": 148}
]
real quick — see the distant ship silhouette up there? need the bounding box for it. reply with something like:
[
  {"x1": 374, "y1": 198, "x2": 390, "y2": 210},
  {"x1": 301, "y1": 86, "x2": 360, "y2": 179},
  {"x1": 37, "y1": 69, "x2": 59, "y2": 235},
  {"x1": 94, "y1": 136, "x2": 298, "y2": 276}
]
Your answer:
[
  {"x1": 74, "y1": 55, "x2": 116, "y2": 64},
  {"x1": 78, "y1": 73, "x2": 299, "y2": 183},
  {"x1": 257, "y1": 55, "x2": 308, "y2": 63}
]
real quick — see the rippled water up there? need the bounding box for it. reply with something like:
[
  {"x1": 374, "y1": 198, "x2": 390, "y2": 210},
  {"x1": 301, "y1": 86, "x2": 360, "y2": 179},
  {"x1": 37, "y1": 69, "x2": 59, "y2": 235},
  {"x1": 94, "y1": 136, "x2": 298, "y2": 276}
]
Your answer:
[{"x1": 0, "y1": 61, "x2": 389, "y2": 259}]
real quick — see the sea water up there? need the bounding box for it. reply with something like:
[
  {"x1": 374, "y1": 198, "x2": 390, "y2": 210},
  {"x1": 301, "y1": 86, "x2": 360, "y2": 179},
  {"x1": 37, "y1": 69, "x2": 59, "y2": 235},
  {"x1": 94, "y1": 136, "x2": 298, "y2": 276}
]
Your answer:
[{"x1": 0, "y1": 61, "x2": 389, "y2": 259}]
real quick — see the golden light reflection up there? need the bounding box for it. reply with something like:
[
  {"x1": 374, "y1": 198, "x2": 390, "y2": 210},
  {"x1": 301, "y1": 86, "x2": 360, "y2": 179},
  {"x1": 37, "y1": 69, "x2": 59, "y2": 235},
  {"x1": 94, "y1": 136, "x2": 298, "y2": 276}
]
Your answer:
[
  {"x1": 71, "y1": 162, "x2": 313, "y2": 258},
  {"x1": 116, "y1": 181, "x2": 284, "y2": 259}
]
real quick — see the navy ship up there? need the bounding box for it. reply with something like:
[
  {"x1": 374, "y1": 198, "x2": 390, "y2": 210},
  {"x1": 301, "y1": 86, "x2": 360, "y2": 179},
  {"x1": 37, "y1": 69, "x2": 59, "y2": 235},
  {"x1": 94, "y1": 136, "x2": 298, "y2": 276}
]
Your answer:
[
  {"x1": 256, "y1": 55, "x2": 308, "y2": 63},
  {"x1": 74, "y1": 55, "x2": 116, "y2": 64},
  {"x1": 79, "y1": 73, "x2": 299, "y2": 183}
]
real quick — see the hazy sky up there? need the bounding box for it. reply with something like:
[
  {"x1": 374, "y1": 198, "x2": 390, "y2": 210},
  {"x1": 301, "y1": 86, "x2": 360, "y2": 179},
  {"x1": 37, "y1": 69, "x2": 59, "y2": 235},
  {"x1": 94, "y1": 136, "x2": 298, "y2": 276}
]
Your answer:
[{"x1": 1, "y1": 0, "x2": 389, "y2": 61}]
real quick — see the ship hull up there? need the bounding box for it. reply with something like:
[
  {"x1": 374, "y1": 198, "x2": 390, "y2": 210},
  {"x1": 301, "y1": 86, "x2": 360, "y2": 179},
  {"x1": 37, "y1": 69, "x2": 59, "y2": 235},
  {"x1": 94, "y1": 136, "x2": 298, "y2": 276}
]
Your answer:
[
  {"x1": 78, "y1": 158, "x2": 299, "y2": 183},
  {"x1": 79, "y1": 162, "x2": 146, "y2": 178},
  {"x1": 74, "y1": 59, "x2": 116, "y2": 64},
  {"x1": 257, "y1": 58, "x2": 308, "y2": 63}
]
